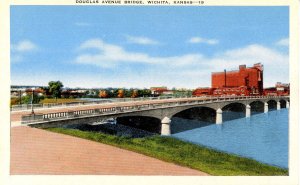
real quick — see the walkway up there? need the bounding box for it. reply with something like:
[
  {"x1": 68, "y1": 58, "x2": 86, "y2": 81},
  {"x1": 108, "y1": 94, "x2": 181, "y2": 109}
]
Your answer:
[{"x1": 10, "y1": 126, "x2": 208, "y2": 175}]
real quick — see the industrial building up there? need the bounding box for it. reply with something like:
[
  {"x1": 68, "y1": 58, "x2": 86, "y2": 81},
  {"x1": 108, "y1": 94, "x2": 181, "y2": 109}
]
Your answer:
[
  {"x1": 193, "y1": 63, "x2": 288, "y2": 96},
  {"x1": 212, "y1": 63, "x2": 263, "y2": 95}
]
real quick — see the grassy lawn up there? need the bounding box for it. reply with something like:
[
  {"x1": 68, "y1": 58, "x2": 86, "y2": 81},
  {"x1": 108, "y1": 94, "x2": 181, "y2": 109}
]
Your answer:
[
  {"x1": 40, "y1": 98, "x2": 85, "y2": 104},
  {"x1": 46, "y1": 127, "x2": 288, "y2": 176}
]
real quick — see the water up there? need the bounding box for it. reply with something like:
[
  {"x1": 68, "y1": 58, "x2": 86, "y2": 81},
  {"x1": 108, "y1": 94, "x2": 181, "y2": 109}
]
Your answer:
[{"x1": 172, "y1": 109, "x2": 289, "y2": 169}]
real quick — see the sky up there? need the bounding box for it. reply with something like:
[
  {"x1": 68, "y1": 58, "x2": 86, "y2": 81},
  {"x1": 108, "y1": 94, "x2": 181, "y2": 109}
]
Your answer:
[{"x1": 10, "y1": 6, "x2": 289, "y2": 89}]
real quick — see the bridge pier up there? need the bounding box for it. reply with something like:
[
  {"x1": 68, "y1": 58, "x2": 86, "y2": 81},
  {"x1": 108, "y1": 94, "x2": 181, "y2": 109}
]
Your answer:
[
  {"x1": 161, "y1": 117, "x2": 171, "y2": 136},
  {"x1": 264, "y1": 102, "x2": 268, "y2": 113},
  {"x1": 246, "y1": 104, "x2": 251, "y2": 118},
  {"x1": 216, "y1": 108, "x2": 222, "y2": 124},
  {"x1": 286, "y1": 101, "x2": 289, "y2": 109},
  {"x1": 277, "y1": 101, "x2": 281, "y2": 110}
]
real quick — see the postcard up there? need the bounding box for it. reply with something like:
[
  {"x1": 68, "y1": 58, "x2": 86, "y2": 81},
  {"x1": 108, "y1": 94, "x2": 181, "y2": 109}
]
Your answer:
[{"x1": 1, "y1": 0, "x2": 299, "y2": 185}]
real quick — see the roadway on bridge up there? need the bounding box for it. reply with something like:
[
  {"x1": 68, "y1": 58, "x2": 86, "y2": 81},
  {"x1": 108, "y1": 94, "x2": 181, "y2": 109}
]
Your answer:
[
  {"x1": 11, "y1": 126, "x2": 208, "y2": 175},
  {"x1": 10, "y1": 97, "x2": 209, "y2": 123}
]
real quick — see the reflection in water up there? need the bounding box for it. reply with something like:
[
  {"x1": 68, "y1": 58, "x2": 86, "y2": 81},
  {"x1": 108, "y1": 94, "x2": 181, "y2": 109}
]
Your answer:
[
  {"x1": 171, "y1": 117, "x2": 215, "y2": 134},
  {"x1": 222, "y1": 111, "x2": 245, "y2": 122}
]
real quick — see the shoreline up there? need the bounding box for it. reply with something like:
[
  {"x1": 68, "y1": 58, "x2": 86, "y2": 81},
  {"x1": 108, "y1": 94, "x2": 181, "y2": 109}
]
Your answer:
[{"x1": 46, "y1": 127, "x2": 288, "y2": 176}]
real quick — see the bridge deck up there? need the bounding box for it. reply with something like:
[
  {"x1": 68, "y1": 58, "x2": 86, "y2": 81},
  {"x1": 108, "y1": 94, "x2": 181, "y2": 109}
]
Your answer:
[
  {"x1": 10, "y1": 97, "x2": 211, "y2": 122},
  {"x1": 11, "y1": 96, "x2": 288, "y2": 124}
]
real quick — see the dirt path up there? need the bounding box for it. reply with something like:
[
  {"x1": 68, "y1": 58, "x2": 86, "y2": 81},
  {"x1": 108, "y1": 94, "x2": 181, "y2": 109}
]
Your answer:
[{"x1": 10, "y1": 126, "x2": 209, "y2": 175}]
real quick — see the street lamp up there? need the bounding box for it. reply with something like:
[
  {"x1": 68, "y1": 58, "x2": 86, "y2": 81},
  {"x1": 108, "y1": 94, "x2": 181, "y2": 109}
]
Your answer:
[
  {"x1": 19, "y1": 90, "x2": 22, "y2": 105},
  {"x1": 31, "y1": 88, "x2": 35, "y2": 114}
]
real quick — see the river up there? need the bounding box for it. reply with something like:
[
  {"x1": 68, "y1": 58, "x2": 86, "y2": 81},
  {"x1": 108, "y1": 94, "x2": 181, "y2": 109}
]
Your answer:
[{"x1": 172, "y1": 109, "x2": 289, "y2": 169}]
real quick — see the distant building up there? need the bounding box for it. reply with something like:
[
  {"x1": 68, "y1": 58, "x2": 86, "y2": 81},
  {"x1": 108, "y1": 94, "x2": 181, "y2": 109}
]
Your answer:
[
  {"x1": 212, "y1": 86, "x2": 250, "y2": 96},
  {"x1": 10, "y1": 86, "x2": 46, "y2": 97},
  {"x1": 193, "y1": 63, "x2": 271, "y2": 96},
  {"x1": 211, "y1": 63, "x2": 264, "y2": 95},
  {"x1": 275, "y1": 82, "x2": 289, "y2": 90},
  {"x1": 175, "y1": 88, "x2": 189, "y2": 91},
  {"x1": 263, "y1": 87, "x2": 277, "y2": 96},
  {"x1": 264, "y1": 82, "x2": 289, "y2": 96},
  {"x1": 162, "y1": 90, "x2": 174, "y2": 95},
  {"x1": 61, "y1": 89, "x2": 86, "y2": 98},
  {"x1": 192, "y1": 87, "x2": 214, "y2": 96},
  {"x1": 150, "y1": 87, "x2": 168, "y2": 95}
]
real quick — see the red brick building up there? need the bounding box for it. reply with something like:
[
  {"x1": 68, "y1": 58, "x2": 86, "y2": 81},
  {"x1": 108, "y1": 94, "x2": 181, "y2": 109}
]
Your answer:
[
  {"x1": 263, "y1": 82, "x2": 290, "y2": 96},
  {"x1": 150, "y1": 87, "x2": 169, "y2": 96},
  {"x1": 212, "y1": 86, "x2": 250, "y2": 96},
  {"x1": 211, "y1": 63, "x2": 264, "y2": 95},
  {"x1": 192, "y1": 88, "x2": 215, "y2": 96}
]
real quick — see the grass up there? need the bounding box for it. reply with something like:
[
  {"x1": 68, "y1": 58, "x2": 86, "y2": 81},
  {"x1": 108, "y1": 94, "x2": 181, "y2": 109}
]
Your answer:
[
  {"x1": 40, "y1": 98, "x2": 85, "y2": 104},
  {"x1": 10, "y1": 97, "x2": 19, "y2": 106},
  {"x1": 46, "y1": 127, "x2": 288, "y2": 176}
]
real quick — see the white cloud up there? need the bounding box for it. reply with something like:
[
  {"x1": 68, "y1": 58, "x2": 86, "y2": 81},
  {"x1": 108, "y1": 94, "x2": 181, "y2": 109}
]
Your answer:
[
  {"x1": 11, "y1": 40, "x2": 39, "y2": 63},
  {"x1": 11, "y1": 40, "x2": 38, "y2": 52},
  {"x1": 72, "y1": 38, "x2": 288, "y2": 88},
  {"x1": 276, "y1": 38, "x2": 289, "y2": 47},
  {"x1": 126, "y1": 35, "x2": 160, "y2": 45},
  {"x1": 188, "y1": 37, "x2": 219, "y2": 45},
  {"x1": 213, "y1": 44, "x2": 287, "y2": 68},
  {"x1": 75, "y1": 39, "x2": 203, "y2": 68}
]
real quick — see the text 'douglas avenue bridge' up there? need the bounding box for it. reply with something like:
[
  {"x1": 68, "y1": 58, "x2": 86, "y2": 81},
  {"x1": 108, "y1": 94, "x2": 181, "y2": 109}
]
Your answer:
[{"x1": 21, "y1": 95, "x2": 289, "y2": 135}]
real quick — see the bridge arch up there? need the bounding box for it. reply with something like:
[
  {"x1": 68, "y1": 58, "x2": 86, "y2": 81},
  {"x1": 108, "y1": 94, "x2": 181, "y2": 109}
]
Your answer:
[
  {"x1": 267, "y1": 99, "x2": 277, "y2": 110},
  {"x1": 116, "y1": 115, "x2": 161, "y2": 134},
  {"x1": 249, "y1": 101, "x2": 265, "y2": 114},
  {"x1": 171, "y1": 106, "x2": 216, "y2": 123},
  {"x1": 170, "y1": 106, "x2": 217, "y2": 134},
  {"x1": 221, "y1": 102, "x2": 246, "y2": 110},
  {"x1": 279, "y1": 99, "x2": 287, "y2": 108},
  {"x1": 221, "y1": 102, "x2": 246, "y2": 121}
]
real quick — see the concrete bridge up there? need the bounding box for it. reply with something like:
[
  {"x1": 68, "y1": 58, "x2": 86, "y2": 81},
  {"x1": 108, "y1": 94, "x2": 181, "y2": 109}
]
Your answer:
[{"x1": 21, "y1": 96, "x2": 290, "y2": 136}]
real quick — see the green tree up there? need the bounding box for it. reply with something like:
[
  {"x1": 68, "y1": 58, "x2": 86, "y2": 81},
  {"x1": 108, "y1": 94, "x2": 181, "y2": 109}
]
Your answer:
[
  {"x1": 21, "y1": 94, "x2": 44, "y2": 104},
  {"x1": 111, "y1": 89, "x2": 119, "y2": 98},
  {"x1": 131, "y1": 89, "x2": 139, "y2": 98},
  {"x1": 138, "y1": 89, "x2": 151, "y2": 97},
  {"x1": 48, "y1": 81, "x2": 64, "y2": 100}
]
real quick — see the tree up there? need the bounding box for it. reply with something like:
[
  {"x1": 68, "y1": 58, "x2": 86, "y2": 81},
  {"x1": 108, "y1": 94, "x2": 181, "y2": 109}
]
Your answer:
[
  {"x1": 138, "y1": 89, "x2": 151, "y2": 97},
  {"x1": 131, "y1": 89, "x2": 139, "y2": 98},
  {"x1": 21, "y1": 93, "x2": 44, "y2": 104},
  {"x1": 117, "y1": 89, "x2": 124, "y2": 98},
  {"x1": 48, "y1": 81, "x2": 64, "y2": 100},
  {"x1": 99, "y1": 90, "x2": 109, "y2": 98},
  {"x1": 125, "y1": 89, "x2": 132, "y2": 98}
]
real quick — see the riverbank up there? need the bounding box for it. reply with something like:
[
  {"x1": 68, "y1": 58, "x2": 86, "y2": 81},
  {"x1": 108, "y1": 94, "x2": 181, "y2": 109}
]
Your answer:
[{"x1": 47, "y1": 127, "x2": 288, "y2": 176}]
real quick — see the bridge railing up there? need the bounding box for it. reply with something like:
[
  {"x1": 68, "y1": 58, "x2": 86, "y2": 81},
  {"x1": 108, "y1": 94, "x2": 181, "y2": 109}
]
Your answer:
[{"x1": 11, "y1": 100, "x2": 114, "y2": 111}]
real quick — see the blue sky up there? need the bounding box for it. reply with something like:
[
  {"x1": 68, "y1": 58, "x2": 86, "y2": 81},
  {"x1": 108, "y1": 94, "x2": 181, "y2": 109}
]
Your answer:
[{"x1": 11, "y1": 6, "x2": 289, "y2": 88}]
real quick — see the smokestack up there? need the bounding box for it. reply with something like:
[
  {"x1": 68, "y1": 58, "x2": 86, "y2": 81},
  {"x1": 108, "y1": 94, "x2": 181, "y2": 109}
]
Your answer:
[{"x1": 224, "y1": 69, "x2": 226, "y2": 87}]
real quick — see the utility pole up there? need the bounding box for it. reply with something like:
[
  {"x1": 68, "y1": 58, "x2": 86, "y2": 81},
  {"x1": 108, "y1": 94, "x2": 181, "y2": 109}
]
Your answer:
[
  {"x1": 31, "y1": 88, "x2": 35, "y2": 114},
  {"x1": 19, "y1": 90, "x2": 21, "y2": 105},
  {"x1": 224, "y1": 69, "x2": 227, "y2": 87}
]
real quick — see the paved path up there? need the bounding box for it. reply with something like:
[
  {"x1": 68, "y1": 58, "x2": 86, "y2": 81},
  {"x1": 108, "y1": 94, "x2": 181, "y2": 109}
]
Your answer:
[{"x1": 11, "y1": 126, "x2": 209, "y2": 175}]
